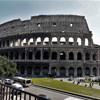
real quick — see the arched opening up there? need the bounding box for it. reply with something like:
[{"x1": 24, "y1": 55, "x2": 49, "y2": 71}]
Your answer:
[
  {"x1": 9, "y1": 52, "x2": 13, "y2": 59},
  {"x1": 93, "y1": 53, "x2": 97, "y2": 61},
  {"x1": 60, "y1": 52, "x2": 66, "y2": 60},
  {"x1": 28, "y1": 51, "x2": 33, "y2": 60},
  {"x1": 10, "y1": 41, "x2": 14, "y2": 47},
  {"x1": 93, "y1": 67, "x2": 97, "y2": 76},
  {"x1": 60, "y1": 67, "x2": 66, "y2": 76},
  {"x1": 77, "y1": 38, "x2": 82, "y2": 46},
  {"x1": 21, "y1": 38, "x2": 26, "y2": 46},
  {"x1": 14, "y1": 52, "x2": 19, "y2": 59},
  {"x1": 6, "y1": 40, "x2": 10, "y2": 47},
  {"x1": 43, "y1": 37, "x2": 49, "y2": 45},
  {"x1": 42, "y1": 66, "x2": 49, "y2": 76},
  {"x1": 51, "y1": 67, "x2": 57, "y2": 76},
  {"x1": 34, "y1": 67, "x2": 41, "y2": 75},
  {"x1": 85, "y1": 52, "x2": 90, "y2": 60},
  {"x1": 51, "y1": 52, "x2": 57, "y2": 60},
  {"x1": 21, "y1": 52, "x2": 25, "y2": 59},
  {"x1": 20, "y1": 66, "x2": 25, "y2": 75},
  {"x1": 85, "y1": 67, "x2": 90, "y2": 76},
  {"x1": 85, "y1": 38, "x2": 89, "y2": 46},
  {"x1": 51, "y1": 37, "x2": 58, "y2": 45},
  {"x1": 69, "y1": 52, "x2": 74, "y2": 60},
  {"x1": 28, "y1": 38, "x2": 33, "y2": 46},
  {"x1": 35, "y1": 37, "x2": 41, "y2": 45},
  {"x1": 60, "y1": 37, "x2": 66, "y2": 45},
  {"x1": 35, "y1": 51, "x2": 41, "y2": 60},
  {"x1": 68, "y1": 67, "x2": 74, "y2": 76},
  {"x1": 77, "y1": 52, "x2": 82, "y2": 60},
  {"x1": 43, "y1": 51, "x2": 49, "y2": 60},
  {"x1": 68, "y1": 37, "x2": 74, "y2": 45},
  {"x1": 15, "y1": 39, "x2": 20, "y2": 46},
  {"x1": 77, "y1": 67, "x2": 82, "y2": 77},
  {"x1": 27, "y1": 66, "x2": 32, "y2": 75}
]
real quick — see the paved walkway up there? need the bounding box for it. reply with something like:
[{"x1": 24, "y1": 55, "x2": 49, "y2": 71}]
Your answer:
[{"x1": 54, "y1": 77, "x2": 100, "y2": 90}]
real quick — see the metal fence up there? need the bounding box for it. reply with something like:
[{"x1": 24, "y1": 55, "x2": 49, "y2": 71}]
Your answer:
[{"x1": 0, "y1": 83, "x2": 49, "y2": 100}]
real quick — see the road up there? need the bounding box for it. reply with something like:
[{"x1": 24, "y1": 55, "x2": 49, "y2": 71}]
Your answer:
[{"x1": 24, "y1": 85, "x2": 93, "y2": 100}]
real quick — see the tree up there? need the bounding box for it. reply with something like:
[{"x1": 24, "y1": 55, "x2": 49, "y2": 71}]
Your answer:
[{"x1": 0, "y1": 56, "x2": 17, "y2": 78}]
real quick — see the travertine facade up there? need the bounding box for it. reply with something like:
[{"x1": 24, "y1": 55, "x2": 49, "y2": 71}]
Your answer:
[{"x1": 0, "y1": 15, "x2": 100, "y2": 77}]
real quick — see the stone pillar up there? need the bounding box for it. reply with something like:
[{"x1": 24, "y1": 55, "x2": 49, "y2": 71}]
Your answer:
[
  {"x1": 48, "y1": 67, "x2": 51, "y2": 74},
  {"x1": 82, "y1": 38, "x2": 85, "y2": 46},
  {"x1": 57, "y1": 36, "x2": 60, "y2": 46},
  {"x1": 66, "y1": 37, "x2": 68, "y2": 46},
  {"x1": 66, "y1": 67, "x2": 68, "y2": 77},
  {"x1": 97, "y1": 65, "x2": 100, "y2": 76},
  {"x1": 90, "y1": 52, "x2": 93, "y2": 61},
  {"x1": 41, "y1": 49, "x2": 43, "y2": 60},
  {"x1": 25, "y1": 67, "x2": 27, "y2": 76},
  {"x1": 90, "y1": 67, "x2": 93, "y2": 76},
  {"x1": 74, "y1": 67, "x2": 77, "y2": 77},
  {"x1": 25, "y1": 48, "x2": 28, "y2": 60},
  {"x1": 40, "y1": 67, "x2": 42, "y2": 76},
  {"x1": 74, "y1": 37, "x2": 77, "y2": 46},
  {"x1": 82, "y1": 67, "x2": 85, "y2": 76},
  {"x1": 74, "y1": 52, "x2": 77, "y2": 61},
  {"x1": 57, "y1": 67, "x2": 60, "y2": 76},
  {"x1": 32, "y1": 67, "x2": 34, "y2": 76}
]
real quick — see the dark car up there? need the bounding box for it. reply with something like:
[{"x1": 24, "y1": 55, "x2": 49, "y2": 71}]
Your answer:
[{"x1": 38, "y1": 94, "x2": 51, "y2": 100}]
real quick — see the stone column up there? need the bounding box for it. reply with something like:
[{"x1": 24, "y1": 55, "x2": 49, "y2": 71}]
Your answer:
[
  {"x1": 24, "y1": 67, "x2": 27, "y2": 76},
  {"x1": 66, "y1": 37, "x2": 68, "y2": 46},
  {"x1": 74, "y1": 37, "x2": 77, "y2": 46},
  {"x1": 32, "y1": 67, "x2": 34, "y2": 76},
  {"x1": 66, "y1": 67, "x2": 68, "y2": 77},
  {"x1": 41, "y1": 49, "x2": 43, "y2": 60},
  {"x1": 90, "y1": 67, "x2": 93, "y2": 76},
  {"x1": 82, "y1": 38, "x2": 85, "y2": 46},
  {"x1": 96, "y1": 67, "x2": 99, "y2": 76},
  {"x1": 82, "y1": 67, "x2": 85, "y2": 76},
  {"x1": 74, "y1": 67, "x2": 77, "y2": 77}
]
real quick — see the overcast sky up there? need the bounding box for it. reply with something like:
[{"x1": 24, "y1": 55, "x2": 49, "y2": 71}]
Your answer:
[{"x1": 0, "y1": 0, "x2": 100, "y2": 45}]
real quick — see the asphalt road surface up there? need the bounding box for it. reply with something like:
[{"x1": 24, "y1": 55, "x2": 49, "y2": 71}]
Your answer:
[{"x1": 24, "y1": 85, "x2": 93, "y2": 100}]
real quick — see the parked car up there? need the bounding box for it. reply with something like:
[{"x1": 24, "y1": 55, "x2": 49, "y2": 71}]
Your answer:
[
  {"x1": 11, "y1": 83, "x2": 24, "y2": 95},
  {"x1": 4, "y1": 79, "x2": 14, "y2": 85},
  {"x1": 38, "y1": 94, "x2": 51, "y2": 100}
]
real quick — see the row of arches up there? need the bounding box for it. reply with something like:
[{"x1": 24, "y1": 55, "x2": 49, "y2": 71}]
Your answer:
[
  {"x1": 18, "y1": 66, "x2": 98, "y2": 76},
  {"x1": 0, "y1": 50, "x2": 99, "y2": 61},
  {"x1": 1, "y1": 51, "x2": 98, "y2": 61},
  {"x1": 0, "y1": 36, "x2": 91, "y2": 48}
]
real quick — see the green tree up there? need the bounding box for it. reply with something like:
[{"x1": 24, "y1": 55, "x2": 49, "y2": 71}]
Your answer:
[{"x1": 0, "y1": 56, "x2": 17, "y2": 78}]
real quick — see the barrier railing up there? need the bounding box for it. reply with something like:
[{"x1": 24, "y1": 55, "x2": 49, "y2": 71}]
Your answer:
[{"x1": 0, "y1": 83, "x2": 49, "y2": 100}]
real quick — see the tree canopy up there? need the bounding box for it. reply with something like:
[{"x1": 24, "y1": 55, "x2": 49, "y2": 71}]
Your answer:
[{"x1": 0, "y1": 56, "x2": 17, "y2": 78}]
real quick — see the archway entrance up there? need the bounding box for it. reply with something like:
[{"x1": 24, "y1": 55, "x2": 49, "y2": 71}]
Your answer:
[
  {"x1": 60, "y1": 67, "x2": 66, "y2": 76},
  {"x1": 51, "y1": 67, "x2": 57, "y2": 76},
  {"x1": 93, "y1": 67, "x2": 97, "y2": 76},
  {"x1": 34, "y1": 67, "x2": 41, "y2": 75},
  {"x1": 85, "y1": 67, "x2": 90, "y2": 76},
  {"x1": 68, "y1": 67, "x2": 74, "y2": 76},
  {"x1": 77, "y1": 67, "x2": 82, "y2": 77},
  {"x1": 42, "y1": 66, "x2": 49, "y2": 76}
]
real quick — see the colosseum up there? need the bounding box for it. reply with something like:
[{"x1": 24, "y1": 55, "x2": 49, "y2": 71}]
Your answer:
[{"x1": 0, "y1": 15, "x2": 100, "y2": 77}]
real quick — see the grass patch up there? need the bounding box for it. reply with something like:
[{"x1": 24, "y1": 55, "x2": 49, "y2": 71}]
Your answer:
[{"x1": 32, "y1": 78, "x2": 100, "y2": 98}]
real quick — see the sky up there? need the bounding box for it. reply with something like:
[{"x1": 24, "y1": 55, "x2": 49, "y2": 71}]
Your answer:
[{"x1": 0, "y1": 0, "x2": 100, "y2": 45}]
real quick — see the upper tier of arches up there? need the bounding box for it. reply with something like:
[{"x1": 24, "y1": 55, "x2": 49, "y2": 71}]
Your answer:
[{"x1": 0, "y1": 35, "x2": 93, "y2": 48}]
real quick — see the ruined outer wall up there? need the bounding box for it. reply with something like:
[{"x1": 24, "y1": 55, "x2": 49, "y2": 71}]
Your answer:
[{"x1": 0, "y1": 15, "x2": 91, "y2": 38}]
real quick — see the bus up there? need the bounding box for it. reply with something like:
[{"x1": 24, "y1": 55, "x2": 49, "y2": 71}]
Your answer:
[{"x1": 13, "y1": 77, "x2": 32, "y2": 87}]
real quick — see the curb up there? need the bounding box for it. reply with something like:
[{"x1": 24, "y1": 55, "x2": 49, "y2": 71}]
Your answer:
[{"x1": 32, "y1": 84, "x2": 100, "y2": 100}]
